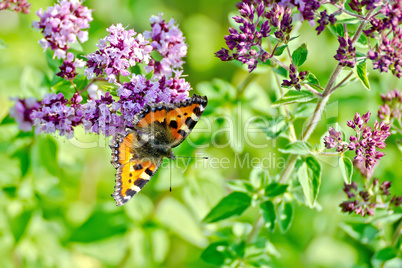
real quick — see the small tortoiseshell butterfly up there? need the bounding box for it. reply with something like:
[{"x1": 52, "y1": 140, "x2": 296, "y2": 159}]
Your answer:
[{"x1": 109, "y1": 94, "x2": 208, "y2": 206}]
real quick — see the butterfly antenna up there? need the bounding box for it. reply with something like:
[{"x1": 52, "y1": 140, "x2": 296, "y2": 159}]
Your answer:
[
  {"x1": 175, "y1": 156, "x2": 209, "y2": 160},
  {"x1": 170, "y1": 159, "x2": 172, "y2": 192}
]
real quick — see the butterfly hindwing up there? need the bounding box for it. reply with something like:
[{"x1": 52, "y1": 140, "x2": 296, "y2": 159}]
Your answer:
[
  {"x1": 110, "y1": 132, "x2": 136, "y2": 168},
  {"x1": 112, "y1": 158, "x2": 162, "y2": 206}
]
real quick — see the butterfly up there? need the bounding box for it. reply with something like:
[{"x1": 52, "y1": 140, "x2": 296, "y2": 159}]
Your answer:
[{"x1": 109, "y1": 94, "x2": 208, "y2": 206}]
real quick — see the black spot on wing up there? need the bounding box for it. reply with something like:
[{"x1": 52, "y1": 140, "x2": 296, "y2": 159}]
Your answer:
[
  {"x1": 125, "y1": 188, "x2": 137, "y2": 197},
  {"x1": 145, "y1": 168, "x2": 153, "y2": 176},
  {"x1": 134, "y1": 178, "x2": 148, "y2": 189},
  {"x1": 185, "y1": 117, "x2": 197, "y2": 130},
  {"x1": 193, "y1": 106, "x2": 201, "y2": 116},
  {"x1": 169, "y1": 120, "x2": 178, "y2": 129},
  {"x1": 133, "y1": 163, "x2": 143, "y2": 170},
  {"x1": 178, "y1": 129, "x2": 186, "y2": 137}
]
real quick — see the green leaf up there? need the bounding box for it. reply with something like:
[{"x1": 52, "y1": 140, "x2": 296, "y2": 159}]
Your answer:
[
  {"x1": 297, "y1": 157, "x2": 322, "y2": 207},
  {"x1": 11, "y1": 145, "x2": 31, "y2": 177},
  {"x1": 357, "y1": 34, "x2": 368, "y2": 46},
  {"x1": 203, "y1": 192, "x2": 251, "y2": 223},
  {"x1": 68, "y1": 42, "x2": 83, "y2": 52},
  {"x1": 329, "y1": 24, "x2": 345, "y2": 37},
  {"x1": 69, "y1": 207, "x2": 129, "y2": 242},
  {"x1": 10, "y1": 209, "x2": 33, "y2": 243},
  {"x1": 272, "y1": 90, "x2": 315, "y2": 107},
  {"x1": 356, "y1": 61, "x2": 370, "y2": 90},
  {"x1": 305, "y1": 73, "x2": 322, "y2": 90},
  {"x1": 273, "y1": 45, "x2": 287, "y2": 56},
  {"x1": 278, "y1": 141, "x2": 312, "y2": 155},
  {"x1": 373, "y1": 247, "x2": 397, "y2": 262},
  {"x1": 254, "y1": 116, "x2": 289, "y2": 139},
  {"x1": 37, "y1": 136, "x2": 59, "y2": 177},
  {"x1": 278, "y1": 202, "x2": 293, "y2": 233},
  {"x1": 260, "y1": 201, "x2": 276, "y2": 232},
  {"x1": 231, "y1": 241, "x2": 246, "y2": 258},
  {"x1": 339, "y1": 156, "x2": 353, "y2": 184},
  {"x1": 294, "y1": 103, "x2": 316, "y2": 119},
  {"x1": 273, "y1": 66, "x2": 288, "y2": 77},
  {"x1": 0, "y1": 38, "x2": 7, "y2": 49},
  {"x1": 265, "y1": 182, "x2": 288, "y2": 197},
  {"x1": 201, "y1": 242, "x2": 229, "y2": 266},
  {"x1": 291, "y1": 43, "x2": 308, "y2": 67}
]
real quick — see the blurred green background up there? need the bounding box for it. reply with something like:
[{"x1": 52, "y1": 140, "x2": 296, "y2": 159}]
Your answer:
[{"x1": 1, "y1": 0, "x2": 402, "y2": 267}]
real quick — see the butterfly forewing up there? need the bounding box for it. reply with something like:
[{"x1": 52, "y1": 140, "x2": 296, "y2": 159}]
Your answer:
[{"x1": 166, "y1": 95, "x2": 207, "y2": 147}]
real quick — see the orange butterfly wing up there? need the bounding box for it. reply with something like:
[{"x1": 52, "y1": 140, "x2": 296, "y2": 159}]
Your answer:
[
  {"x1": 134, "y1": 94, "x2": 207, "y2": 147},
  {"x1": 110, "y1": 131, "x2": 162, "y2": 206},
  {"x1": 110, "y1": 94, "x2": 208, "y2": 206}
]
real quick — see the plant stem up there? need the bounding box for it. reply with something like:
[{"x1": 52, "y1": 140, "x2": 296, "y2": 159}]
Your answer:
[
  {"x1": 278, "y1": 9, "x2": 374, "y2": 183},
  {"x1": 237, "y1": 73, "x2": 256, "y2": 98},
  {"x1": 391, "y1": 219, "x2": 402, "y2": 247},
  {"x1": 246, "y1": 214, "x2": 264, "y2": 244}
]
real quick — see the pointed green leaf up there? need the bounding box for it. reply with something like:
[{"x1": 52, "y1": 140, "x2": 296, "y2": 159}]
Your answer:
[
  {"x1": 278, "y1": 141, "x2": 313, "y2": 155},
  {"x1": 291, "y1": 43, "x2": 308, "y2": 67},
  {"x1": 203, "y1": 192, "x2": 251, "y2": 223},
  {"x1": 201, "y1": 242, "x2": 229, "y2": 265},
  {"x1": 273, "y1": 66, "x2": 288, "y2": 77},
  {"x1": 272, "y1": 90, "x2": 315, "y2": 107},
  {"x1": 265, "y1": 182, "x2": 288, "y2": 197},
  {"x1": 373, "y1": 247, "x2": 397, "y2": 262},
  {"x1": 339, "y1": 156, "x2": 353, "y2": 184},
  {"x1": 260, "y1": 201, "x2": 276, "y2": 232},
  {"x1": 356, "y1": 61, "x2": 370, "y2": 90},
  {"x1": 329, "y1": 24, "x2": 345, "y2": 37},
  {"x1": 273, "y1": 45, "x2": 287, "y2": 56},
  {"x1": 0, "y1": 38, "x2": 7, "y2": 49},
  {"x1": 306, "y1": 157, "x2": 322, "y2": 206},
  {"x1": 278, "y1": 202, "x2": 293, "y2": 233}
]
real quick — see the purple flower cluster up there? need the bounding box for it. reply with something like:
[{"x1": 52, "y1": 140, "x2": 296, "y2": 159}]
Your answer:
[
  {"x1": 282, "y1": 63, "x2": 307, "y2": 90},
  {"x1": 216, "y1": 1, "x2": 271, "y2": 72},
  {"x1": 364, "y1": 1, "x2": 402, "y2": 78},
  {"x1": 315, "y1": 10, "x2": 336, "y2": 35},
  {"x1": 9, "y1": 98, "x2": 40, "y2": 131},
  {"x1": 348, "y1": 0, "x2": 379, "y2": 12},
  {"x1": 334, "y1": 36, "x2": 356, "y2": 68},
  {"x1": 10, "y1": 12, "x2": 193, "y2": 139},
  {"x1": 85, "y1": 24, "x2": 153, "y2": 83},
  {"x1": 56, "y1": 52, "x2": 85, "y2": 80},
  {"x1": 30, "y1": 93, "x2": 82, "y2": 138},
  {"x1": 32, "y1": 0, "x2": 93, "y2": 59},
  {"x1": 265, "y1": 3, "x2": 293, "y2": 42},
  {"x1": 81, "y1": 92, "x2": 123, "y2": 136},
  {"x1": 144, "y1": 14, "x2": 188, "y2": 80},
  {"x1": 324, "y1": 112, "x2": 391, "y2": 171},
  {"x1": 0, "y1": 0, "x2": 30, "y2": 13},
  {"x1": 323, "y1": 126, "x2": 344, "y2": 152},
  {"x1": 339, "y1": 179, "x2": 391, "y2": 217},
  {"x1": 215, "y1": 0, "x2": 340, "y2": 72},
  {"x1": 117, "y1": 73, "x2": 190, "y2": 127},
  {"x1": 378, "y1": 89, "x2": 402, "y2": 123}
]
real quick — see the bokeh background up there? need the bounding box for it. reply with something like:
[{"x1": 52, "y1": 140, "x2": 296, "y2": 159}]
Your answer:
[{"x1": 1, "y1": 0, "x2": 402, "y2": 267}]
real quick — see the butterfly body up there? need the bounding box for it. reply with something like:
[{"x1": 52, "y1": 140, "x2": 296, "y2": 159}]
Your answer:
[{"x1": 110, "y1": 94, "x2": 207, "y2": 206}]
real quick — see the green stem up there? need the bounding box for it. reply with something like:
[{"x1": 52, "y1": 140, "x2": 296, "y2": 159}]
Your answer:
[
  {"x1": 391, "y1": 219, "x2": 402, "y2": 247},
  {"x1": 246, "y1": 214, "x2": 264, "y2": 244},
  {"x1": 278, "y1": 9, "x2": 374, "y2": 183}
]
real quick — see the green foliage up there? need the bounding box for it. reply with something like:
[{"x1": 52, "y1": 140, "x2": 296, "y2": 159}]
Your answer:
[
  {"x1": 271, "y1": 90, "x2": 316, "y2": 107},
  {"x1": 291, "y1": 43, "x2": 308, "y2": 67},
  {"x1": 1, "y1": 0, "x2": 402, "y2": 267},
  {"x1": 203, "y1": 192, "x2": 251, "y2": 223}
]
